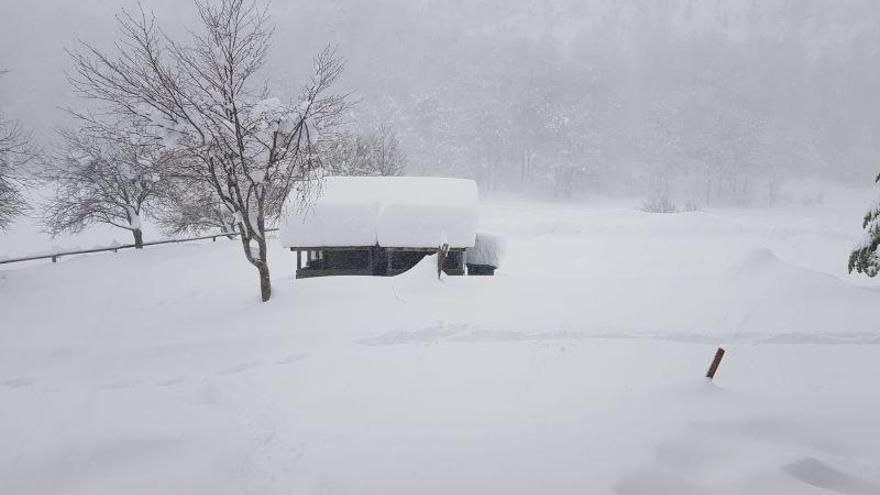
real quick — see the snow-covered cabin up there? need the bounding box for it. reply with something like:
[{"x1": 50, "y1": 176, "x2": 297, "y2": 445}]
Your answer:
[{"x1": 280, "y1": 176, "x2": 479, "y2": 278}]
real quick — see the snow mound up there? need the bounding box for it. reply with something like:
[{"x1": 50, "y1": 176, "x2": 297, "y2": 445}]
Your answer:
[
  {"x1": 465, "y1": 232, "x2": 505, "y2": 267},
  {"x1": 391, "y1": 253, "x2": 443, "y2": 292},
  {"x1": 728, "y1": 247, "x2": 779, "y2": 273},
  {"x1": 716, "y1": 247, "x2": 878, "y2": 336},
  {"x1": 725, "y1": 247, "x2": 847, "y2": 295}
]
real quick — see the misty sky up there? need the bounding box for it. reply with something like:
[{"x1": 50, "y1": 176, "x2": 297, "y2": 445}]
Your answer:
[
  {"x1": 4, "y1": 0, "x2": 880, "y2": 199},
  {"x1": 5, "y1": 0, "x2": 871, "y2": 138}
]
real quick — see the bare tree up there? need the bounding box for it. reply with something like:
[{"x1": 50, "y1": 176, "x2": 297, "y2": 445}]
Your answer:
[
  {"x1": 327, "y1": 123, "x2": 407, "y2": 177},
  {"x1": 43, "y1": 125, "x2": 166, "y2": 248},
  {"x1": 157, "y1": 174, "x2": 237, "y2": 236},
  {"x1": 366, "y1": 123, "x2": 407, "y2": 177},
  {"x1": 0, "y1": 71, "x2": 37, "y2": 230},
  {"x1": 68, "y1": 0, "x2": 347, "y2": 301}
]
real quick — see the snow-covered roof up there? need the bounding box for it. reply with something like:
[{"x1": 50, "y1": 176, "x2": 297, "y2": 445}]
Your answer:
[{"x1": 279, "y1": 176, "x2": 479, "y2": 249}]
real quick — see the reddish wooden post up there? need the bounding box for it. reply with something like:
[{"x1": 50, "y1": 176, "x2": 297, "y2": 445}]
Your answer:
[{"x1": 706, "y1": 347, "x2": 725, "y2": 380}]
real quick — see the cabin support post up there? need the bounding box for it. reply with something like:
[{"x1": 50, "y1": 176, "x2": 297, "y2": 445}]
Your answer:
[
  {"x1": 387, "y1": 249, "x2": 393, "y2": 274},
  {"x1": 437, "y1": 243, "x2": 450, "y2": 279},
  {"x1": 296, "y1": 250, "x2": 302, "y2": 270}
]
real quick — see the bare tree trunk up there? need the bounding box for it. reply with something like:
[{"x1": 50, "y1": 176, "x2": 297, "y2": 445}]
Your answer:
[
  {"x1": 257, "y1": 261, "x2": 271, "y2": 302},
  {"x1": 132, "y1": 228, "x2": 144, "y2": 249},
  {"x1": 240, "y1": 233, "x2": 272, "y2": 302},
  {"x1": 256, "y1": 236, "x2": 271, "y2": 302}
]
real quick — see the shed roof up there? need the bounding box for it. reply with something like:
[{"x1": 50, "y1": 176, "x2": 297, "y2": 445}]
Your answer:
[{"x1": 279, "y1": 176, "x2": 479, "y2": 249}]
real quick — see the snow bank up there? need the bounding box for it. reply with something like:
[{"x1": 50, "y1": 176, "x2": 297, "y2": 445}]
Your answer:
[
  {"x1": 726, "y1": 246, "x2": 779, "y2": 274},
  {"x1": 395, "y1": 252, "x2": 440, "y2": 280},
  {"x1": 279, "y1": 176, "x2": 479, "y2": 248},
  {"x1": 465, "y1": 232, "x2": 505, "y2": 267},
  {"x1": 390, "y1": 253, "x2": 446, "y2": 295}
]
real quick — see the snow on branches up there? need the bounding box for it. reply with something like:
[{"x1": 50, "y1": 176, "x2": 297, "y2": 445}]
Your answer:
[
  {"x1": 849, "y1": 196, "x2": 880, "y2": 277},
  {"x1": 0, "y1": 76, "x2": 38, "y2": 229},
  {"x1": 43, "y1": 125, "x2": 167, "y2": 248},
  {"x1": 67, "y1": 0, "x2": 348, "y2": 301}
]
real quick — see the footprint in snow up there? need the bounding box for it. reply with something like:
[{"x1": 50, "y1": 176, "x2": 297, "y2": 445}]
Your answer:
[
  {"x1": 614, "y1": 471, "x2": 708, "y2": 495},
  {"x1": 275, "y1": 354, "x2": 305, "y2": 365},
  {"x1": 217, "y1": 361, "x2": 260, "y2": 375},
  {"x1": 193, "y1": 383, "x2": 223, "y2": 406},
  {"x1": 99, "y1": 380, "x2": 140, "y2": 390},
  {"x1": 0, "y1": 378, "x2": 32, "y2": 389},
  {"x1": 783, "y1": 457, "x2": 880, "y2": 495},
  {"x1": 623, "y1": 414, "x2": 870, "y2": 494},
  {"x1": 156, "y1": 377, "x2": 185, "y2": 387}
]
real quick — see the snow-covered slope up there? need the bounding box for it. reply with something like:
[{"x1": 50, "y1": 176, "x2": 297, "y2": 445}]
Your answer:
[{"x1": 1, "y1": 197, "x2": 879, "y2": 494}]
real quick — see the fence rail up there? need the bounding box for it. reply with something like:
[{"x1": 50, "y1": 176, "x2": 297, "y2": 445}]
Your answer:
[{"x1": 0, "y1": 228, "x2": 279, "y2": 266}]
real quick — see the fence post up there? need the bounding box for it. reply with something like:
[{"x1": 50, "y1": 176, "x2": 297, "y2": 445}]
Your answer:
[{"x1": 706, "y1": 347, "x2": 725, "y2": 380}]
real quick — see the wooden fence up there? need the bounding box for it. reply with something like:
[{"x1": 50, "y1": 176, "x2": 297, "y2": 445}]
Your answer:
[{"x1": 0, "y1": 228, "x2": 278, "y2": 266}]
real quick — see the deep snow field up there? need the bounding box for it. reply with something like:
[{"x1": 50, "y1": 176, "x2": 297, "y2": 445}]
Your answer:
[{"x1": 2, "y1": 190, "x2": 880, "y2": 494}]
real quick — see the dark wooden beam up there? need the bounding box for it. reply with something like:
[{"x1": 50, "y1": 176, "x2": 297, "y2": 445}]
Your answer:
[
  {"x1": 285, "y1": 246, "x2": 374, "y2": 251},
  {"x1": 286, "y1": 246, "x2": 469, "y2": 253}
]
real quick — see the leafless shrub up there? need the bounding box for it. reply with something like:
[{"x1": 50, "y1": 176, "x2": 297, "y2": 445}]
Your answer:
[
  {"x1": 641, "y1": 194, "x2": 678, "y2": 214},
  {"x1": 326, "y1": 122, "x2": 407, "y2": 177}
]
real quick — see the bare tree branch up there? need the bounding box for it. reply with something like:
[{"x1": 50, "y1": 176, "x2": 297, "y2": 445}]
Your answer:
[
  {"x1": 66, "y1": 0, "x2": 349, "y2": 301},
  {"x1": 0, "y1": 71, "x2": 38, "y2": 230},
  {"x1": 42, "y1": 121, "x2": 167, "y2": 248}
]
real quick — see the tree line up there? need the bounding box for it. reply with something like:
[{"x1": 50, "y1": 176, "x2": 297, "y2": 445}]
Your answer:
[{"x1": 329, "y1": 0, "x2": 880, "y2": 204}]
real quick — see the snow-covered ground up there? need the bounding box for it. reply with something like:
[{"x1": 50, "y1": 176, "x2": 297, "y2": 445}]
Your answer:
[{"x1": 2, "y1": 190, "x2": 880, "y2": 494}]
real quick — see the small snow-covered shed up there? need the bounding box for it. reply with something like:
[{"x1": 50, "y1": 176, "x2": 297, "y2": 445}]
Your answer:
[{"x1": 280, "y1": 176, "x2": 479, "y2": 278}]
